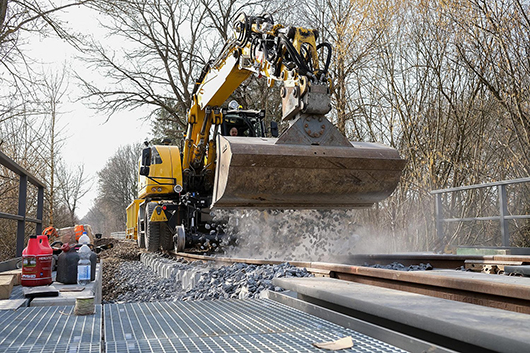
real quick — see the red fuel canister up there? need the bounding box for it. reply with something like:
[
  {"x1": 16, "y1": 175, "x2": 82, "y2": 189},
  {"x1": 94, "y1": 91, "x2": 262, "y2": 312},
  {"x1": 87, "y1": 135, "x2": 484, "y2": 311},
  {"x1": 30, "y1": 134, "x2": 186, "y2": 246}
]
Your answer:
[
  {"x1": 37, "y1": 234, "x2": 53, "y2": 255},
  {"x1": 21, "y1": 235, "x2": 53, "y2": 286}
]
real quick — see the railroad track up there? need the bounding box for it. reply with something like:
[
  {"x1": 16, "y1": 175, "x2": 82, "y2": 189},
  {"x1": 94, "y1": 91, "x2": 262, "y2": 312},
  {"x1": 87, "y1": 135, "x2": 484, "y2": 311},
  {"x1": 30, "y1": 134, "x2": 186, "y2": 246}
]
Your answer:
[
  {"x1": 172, "y1": 251, "x2": 530, "y2": 314},
  {"x1": 159, "y1": 251, "x2": 530, "y2": 352}
]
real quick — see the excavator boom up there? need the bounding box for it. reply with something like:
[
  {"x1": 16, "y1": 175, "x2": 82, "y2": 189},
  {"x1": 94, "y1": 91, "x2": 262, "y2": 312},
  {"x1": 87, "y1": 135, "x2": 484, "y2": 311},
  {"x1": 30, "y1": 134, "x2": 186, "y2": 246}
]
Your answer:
[{"x1": 184, "y1": 13, "x2": 405, "y2": 210}]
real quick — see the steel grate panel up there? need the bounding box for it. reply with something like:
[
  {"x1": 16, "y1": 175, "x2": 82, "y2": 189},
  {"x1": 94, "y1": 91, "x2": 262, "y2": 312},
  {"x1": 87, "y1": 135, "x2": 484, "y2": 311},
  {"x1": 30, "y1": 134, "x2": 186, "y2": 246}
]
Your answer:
[
  {"x1": 105, "y1": 329, "x2": 405, "y2": 353},
  {"x1": 104, "y1": 299, "x2": 408, "y2": 353},
  {"x1": 0, "y1": 305, "x2": 101, "y2": 353},
  {"x1": 105, "y1": 299, "x2": 353, "y2": 341},
  {"x1": 8, "y1": 285, "x2": 25, "y2": 300},
  {"x1": 5, "y1": 342, "x2": 101, "y2": 353}
]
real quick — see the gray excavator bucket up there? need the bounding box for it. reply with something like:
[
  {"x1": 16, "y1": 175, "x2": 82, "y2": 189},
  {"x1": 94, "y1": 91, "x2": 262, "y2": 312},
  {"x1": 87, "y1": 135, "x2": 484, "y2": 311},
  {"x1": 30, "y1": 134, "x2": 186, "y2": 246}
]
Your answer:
[{"x1": 212, "y1": 117, "x2": 406, "y2": 209}]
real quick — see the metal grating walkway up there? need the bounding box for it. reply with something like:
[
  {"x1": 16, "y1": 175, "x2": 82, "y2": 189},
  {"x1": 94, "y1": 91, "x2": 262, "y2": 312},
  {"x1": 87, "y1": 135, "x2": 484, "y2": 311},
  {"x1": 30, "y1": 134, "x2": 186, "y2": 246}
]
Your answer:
[
  {"x1": 0, "y1": 305, "x2": 101, "y2": 353},
  {"x1": 104, "y1": 299, "x2": 408, "y2": 353},
  {"x1": 0, "y1": 299, "x2": 410, "y2": 352}
]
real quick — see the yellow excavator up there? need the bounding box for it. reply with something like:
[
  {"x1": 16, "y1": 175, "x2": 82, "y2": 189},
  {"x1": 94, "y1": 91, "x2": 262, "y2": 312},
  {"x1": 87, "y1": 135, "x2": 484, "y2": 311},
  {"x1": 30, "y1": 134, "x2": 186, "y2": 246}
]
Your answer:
[{"x1": 126, "y1": 13, "x2": 406, "y2": 252}]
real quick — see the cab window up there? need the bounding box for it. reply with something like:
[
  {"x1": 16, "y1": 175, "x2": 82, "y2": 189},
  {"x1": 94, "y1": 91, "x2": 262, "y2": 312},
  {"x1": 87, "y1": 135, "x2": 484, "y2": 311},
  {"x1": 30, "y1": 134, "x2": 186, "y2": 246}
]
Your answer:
[
  {"x1": 221, "y1": 113, "x2": 263, "y2": 137},
  {"x1": 151, "y1": 147, "x2": 163, "y2": 165}
]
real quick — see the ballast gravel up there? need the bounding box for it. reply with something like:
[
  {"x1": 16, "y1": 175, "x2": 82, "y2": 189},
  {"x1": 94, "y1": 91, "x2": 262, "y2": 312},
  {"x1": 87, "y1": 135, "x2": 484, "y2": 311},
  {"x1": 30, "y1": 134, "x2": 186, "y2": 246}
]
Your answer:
[
  {"x1": 363, "y1": 261, "x2": 433, "y2": 271},
  {"x1": 177, "y1": 261, "x2": 312, "y2": 301},
  {"x1": 98, "y1": 239, "x2": 312, "y2": 304}
]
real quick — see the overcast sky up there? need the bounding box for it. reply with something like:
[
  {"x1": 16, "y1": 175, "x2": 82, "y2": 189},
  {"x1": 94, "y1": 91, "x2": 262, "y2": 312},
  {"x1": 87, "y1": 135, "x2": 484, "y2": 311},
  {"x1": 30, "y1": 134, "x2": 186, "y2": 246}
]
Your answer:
[{"x1": 29, "y1": 5, "x2": 151, "y2": 218}]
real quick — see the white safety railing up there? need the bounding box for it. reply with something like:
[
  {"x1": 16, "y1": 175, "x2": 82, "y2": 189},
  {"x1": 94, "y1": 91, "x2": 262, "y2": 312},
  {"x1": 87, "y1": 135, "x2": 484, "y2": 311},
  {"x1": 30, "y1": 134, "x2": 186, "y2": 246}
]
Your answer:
[
  {"x1": 110, "y1": 232, "x2": 127, "y2": 239},
  {"x1": 431, "y1": 177, "x2": 530, "y2": 247}
]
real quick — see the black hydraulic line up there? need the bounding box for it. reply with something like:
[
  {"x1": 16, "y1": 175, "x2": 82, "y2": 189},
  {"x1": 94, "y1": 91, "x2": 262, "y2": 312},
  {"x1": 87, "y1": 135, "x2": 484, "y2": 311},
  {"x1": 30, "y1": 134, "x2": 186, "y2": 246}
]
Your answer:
[
  {"x1": 316, "y1": 42, "x2": 332, "y2": 76},
  {"x1": 192, "y1": 60, "x2": 213, "y2": 95},
  {"x1": 300, "y1": 42, "x2": 314, "y2": 72},
  {"x1": 278, "y1": 35, "x2": 313, "y2": 78}
]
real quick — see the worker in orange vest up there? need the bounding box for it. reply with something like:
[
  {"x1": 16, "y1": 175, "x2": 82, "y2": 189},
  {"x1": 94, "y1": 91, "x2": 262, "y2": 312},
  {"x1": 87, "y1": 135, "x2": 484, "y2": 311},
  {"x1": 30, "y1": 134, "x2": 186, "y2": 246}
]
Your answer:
[
  {"x1": 42, "y1": 226, "x2": 58, "y2": 239},
  {"x1": 74, "y1": 225, "x2": 85, "y2": 242}
]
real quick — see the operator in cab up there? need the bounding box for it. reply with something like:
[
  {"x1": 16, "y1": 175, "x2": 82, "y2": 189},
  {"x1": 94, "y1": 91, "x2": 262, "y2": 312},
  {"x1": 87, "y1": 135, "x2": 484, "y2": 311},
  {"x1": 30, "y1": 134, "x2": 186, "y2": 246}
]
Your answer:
[{"x1": 230, "y1": 127, "x2": 238, "y2": 136}]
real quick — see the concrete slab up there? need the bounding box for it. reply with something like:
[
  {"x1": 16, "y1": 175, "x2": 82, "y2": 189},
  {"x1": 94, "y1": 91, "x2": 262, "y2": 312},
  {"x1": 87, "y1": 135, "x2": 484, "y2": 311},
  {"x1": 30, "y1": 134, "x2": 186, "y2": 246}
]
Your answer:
[
  {"x1": 427, "y1": 268, "x2": 530, "y2": 286},
  {"x1": 140, "y1": 253, "x2": 209, "y2": 291},
  {"x1": 273, "y1": 277, "x2": 530, "y2": 353},
  {"x1": 457, "y1": 246, "x2": 530, "y2": 255},
  {"x1": 0, "y1": 299, "x2": 28, "y2": 310},
  {"x1": 181, "y1": 269, "x2": 206, "y2": 290},
  {"x1": 505, "y1": 265, "x2": 530, "y2": 276},
  {"x1": 31, "y1": 284, "x2": 94, "y2": 307},
  {"x1": 0, "y1": 258, "x2": 21, "y2": 272}
]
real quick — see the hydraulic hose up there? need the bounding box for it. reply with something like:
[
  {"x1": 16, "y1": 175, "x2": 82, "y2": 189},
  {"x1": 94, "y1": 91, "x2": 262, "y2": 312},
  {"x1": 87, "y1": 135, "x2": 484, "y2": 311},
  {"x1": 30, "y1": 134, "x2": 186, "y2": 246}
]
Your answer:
[{"x1": 316, "y1": 42, "x2": 332, "y2": 76}]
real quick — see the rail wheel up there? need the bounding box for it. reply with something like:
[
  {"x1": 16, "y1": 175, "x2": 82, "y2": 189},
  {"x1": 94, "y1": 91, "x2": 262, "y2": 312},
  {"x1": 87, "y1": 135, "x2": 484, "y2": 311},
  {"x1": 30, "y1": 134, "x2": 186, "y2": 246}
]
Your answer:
[
  {"x1": 174, "y1": 225, "x2": 186, "y2": 252},
  {"x1": 145, "y1": 203, "x2": 161, "y2": 252}
]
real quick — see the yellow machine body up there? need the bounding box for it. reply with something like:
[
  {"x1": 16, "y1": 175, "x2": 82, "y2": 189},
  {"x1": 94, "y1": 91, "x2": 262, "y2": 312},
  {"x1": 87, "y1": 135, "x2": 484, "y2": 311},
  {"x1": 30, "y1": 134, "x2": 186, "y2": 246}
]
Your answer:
[
  {"x1": 125, "y1": 199, "x2": 143, "y2": 239},
  {"x1": 130, "y1": 14, "x2": 406, "y2": 252},
  {"x1": 138, "y1": 145, "x2": 183, "y2": 200}
]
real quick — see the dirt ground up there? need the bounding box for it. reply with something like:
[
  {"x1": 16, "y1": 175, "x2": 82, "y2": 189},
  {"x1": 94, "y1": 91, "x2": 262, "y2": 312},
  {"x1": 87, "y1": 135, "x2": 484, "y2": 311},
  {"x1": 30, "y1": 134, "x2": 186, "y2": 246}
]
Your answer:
[{"x1": 95, "y1": 237, "x2": 143, "y2": 302}]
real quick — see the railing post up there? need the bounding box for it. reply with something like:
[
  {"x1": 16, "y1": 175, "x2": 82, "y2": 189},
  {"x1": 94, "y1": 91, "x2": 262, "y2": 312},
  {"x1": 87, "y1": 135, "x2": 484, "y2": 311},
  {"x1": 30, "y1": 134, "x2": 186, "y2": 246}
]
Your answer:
[
  {"x1": 498, "y1": 184, "x2": 510, "y2": 247},
  {"x1": 16, "y1": 174, "x2": 28, "y2": 257},
  {"x1": 435, "y1": 193, "x2": 444, "y2": 249},
  {"x1": 36, "y1": 186, "x2": 44, "y2": 234}
]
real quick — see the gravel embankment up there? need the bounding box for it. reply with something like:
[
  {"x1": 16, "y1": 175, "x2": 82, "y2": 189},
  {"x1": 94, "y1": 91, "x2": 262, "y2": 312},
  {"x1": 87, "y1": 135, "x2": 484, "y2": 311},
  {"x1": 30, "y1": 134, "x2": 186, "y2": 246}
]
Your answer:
[{"x1": 96, "y1": 238, "x2": 312, "y2": 304}]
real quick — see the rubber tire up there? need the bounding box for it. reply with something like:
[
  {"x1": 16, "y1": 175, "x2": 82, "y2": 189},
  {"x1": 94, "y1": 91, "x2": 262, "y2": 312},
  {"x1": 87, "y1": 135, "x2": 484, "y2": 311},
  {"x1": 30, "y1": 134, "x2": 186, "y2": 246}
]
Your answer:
[
  {"x1": 145, "y1": 203, "x2": 161, "y2": 252},
  {"x1": 160, "y1": 222, "x2": 174, "y2": 251},
  {"x1": 137, "y1": 206, "x2": 146, "y2": 248}
]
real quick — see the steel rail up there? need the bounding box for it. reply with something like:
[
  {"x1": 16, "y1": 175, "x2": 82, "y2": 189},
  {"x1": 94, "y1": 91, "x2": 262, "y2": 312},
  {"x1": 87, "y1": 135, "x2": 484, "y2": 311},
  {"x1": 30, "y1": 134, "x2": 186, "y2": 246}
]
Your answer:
[{"x1": 173, "y1": 251, "x2": 530, "y2": 314}]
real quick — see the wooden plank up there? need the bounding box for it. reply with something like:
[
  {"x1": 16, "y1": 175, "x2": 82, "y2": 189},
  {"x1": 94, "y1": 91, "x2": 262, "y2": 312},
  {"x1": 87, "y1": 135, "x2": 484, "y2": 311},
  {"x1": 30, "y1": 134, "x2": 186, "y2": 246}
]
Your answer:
[
  {"x1": 0, "y1": 275, "x2": 15, "y2": 299},
  {"x1": 0, "y1": 269, "x2": 22, "y2": 286}
]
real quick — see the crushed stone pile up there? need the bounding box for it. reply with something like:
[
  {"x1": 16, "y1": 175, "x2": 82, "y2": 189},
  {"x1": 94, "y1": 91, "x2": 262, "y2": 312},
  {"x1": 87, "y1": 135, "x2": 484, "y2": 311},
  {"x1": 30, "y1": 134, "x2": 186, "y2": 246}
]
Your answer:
[
  {"x1": 177, "y1": 261, "x2": 312, "y2": 301},
  {"x1": 105, "y1": 261, "x2": 181, "y2": 303},
  {"x1": 96, "y1": 238, "x2": 312, "y2": 304},
  {"x1": 95, "y1": 238, "x2": 145, "y2": 303}
]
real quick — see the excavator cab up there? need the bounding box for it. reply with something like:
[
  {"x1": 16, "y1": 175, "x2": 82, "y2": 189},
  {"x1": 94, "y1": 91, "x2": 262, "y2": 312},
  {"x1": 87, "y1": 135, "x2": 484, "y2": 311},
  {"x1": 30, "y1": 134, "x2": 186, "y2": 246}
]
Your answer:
[{"x1": 220, "y1": 109, "x2": 266, "y2": 137}]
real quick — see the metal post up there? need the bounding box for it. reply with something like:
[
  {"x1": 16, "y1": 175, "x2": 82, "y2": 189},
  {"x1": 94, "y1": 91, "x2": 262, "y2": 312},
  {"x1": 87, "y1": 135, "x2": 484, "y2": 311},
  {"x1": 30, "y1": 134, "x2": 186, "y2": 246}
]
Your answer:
[
  {"x1": 16, "y1": 174, "x2": 28, "y2": 257},
  {"x1": 435, "y1": 193, "x2": 444, "y2": 248},
  {"x1": 36, "y1": 186, "x2": 44, "y2": 234},
  {"x1": 498, "y1": 184, "x2": 510, "y2": 247}
]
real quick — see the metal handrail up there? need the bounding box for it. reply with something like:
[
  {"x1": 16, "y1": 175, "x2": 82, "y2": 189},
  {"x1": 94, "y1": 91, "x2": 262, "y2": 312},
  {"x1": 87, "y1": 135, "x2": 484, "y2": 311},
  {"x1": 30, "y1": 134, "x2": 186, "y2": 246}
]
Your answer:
[
  {"x1": 431, "y1": 177, "x2": 530, "y2": 194},
  {"x1": 0, "y1": 150, "x2": 45, "y2": 257},
  {"x1": 431, "y1": 178, "x2": 530, "y2": 247}
]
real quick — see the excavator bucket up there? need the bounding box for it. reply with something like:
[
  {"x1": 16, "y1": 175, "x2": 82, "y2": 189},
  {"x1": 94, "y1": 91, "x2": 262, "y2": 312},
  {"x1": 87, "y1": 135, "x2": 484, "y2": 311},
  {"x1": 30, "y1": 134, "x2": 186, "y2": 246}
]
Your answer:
[{"x1": 212, "y1": 117, "x2": 406, "y2": 209}]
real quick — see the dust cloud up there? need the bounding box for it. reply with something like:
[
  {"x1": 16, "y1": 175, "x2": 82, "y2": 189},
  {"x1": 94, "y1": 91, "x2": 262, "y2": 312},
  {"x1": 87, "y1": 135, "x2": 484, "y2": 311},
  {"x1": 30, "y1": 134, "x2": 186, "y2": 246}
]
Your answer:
[{"x1": 214, "y1": 209, "x2": 400, "y2": 262}]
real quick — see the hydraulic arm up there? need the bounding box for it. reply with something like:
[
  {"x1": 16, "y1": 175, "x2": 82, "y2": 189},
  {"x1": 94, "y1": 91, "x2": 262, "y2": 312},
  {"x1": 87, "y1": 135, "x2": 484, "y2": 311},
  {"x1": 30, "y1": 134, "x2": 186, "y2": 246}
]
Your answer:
[{"x1": 180, "y1": 13, "x2": 405, "y2": 209}]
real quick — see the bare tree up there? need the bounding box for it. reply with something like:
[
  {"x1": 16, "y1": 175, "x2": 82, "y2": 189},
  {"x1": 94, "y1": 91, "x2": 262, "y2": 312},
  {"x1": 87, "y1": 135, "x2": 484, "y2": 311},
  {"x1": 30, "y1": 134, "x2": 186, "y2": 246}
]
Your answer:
[
  {"x1": 77, "y1": 0, "x2": 270, "y2": 126},
  {"x1": 57, "y1": 164, "x2": 92, "y2": 226},
  {"x1": 449, "y1": 0, "x2": 530, "y2": 174},
  {"x1": 0, "y1": 0, "x2": 92, "y2": 90},
  {"x1": 38, "y1": 67, "x2": 70, "y2": 225},
  {"x1": 83, "y1": 143, "x2": 140, "y2": 233}
]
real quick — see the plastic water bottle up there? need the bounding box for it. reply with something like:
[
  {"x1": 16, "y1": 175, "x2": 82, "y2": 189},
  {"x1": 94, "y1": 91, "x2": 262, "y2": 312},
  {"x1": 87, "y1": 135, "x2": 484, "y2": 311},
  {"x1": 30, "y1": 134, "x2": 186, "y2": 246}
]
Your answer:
[
  {"x1": 79, "y1": 232, "x2": 90, "y2": 245},
  {"x1": 77, "y1": 244, "x2": 91, "y2": 285}
]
